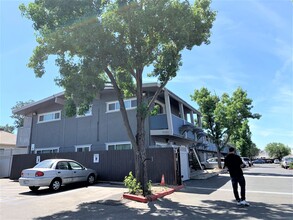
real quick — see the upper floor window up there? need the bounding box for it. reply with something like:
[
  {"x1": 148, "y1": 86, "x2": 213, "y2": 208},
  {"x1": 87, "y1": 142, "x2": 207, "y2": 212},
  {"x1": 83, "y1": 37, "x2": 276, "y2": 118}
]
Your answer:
[
  {"x1": 76, "y1": 105, "x2": 92, "y2": 117},
  {"x1": 106, "y1": 142, "x2": 132, "y2": 150},
  {"x1": 34, "y1": 147, "x2": 59, "y2": 154},
  {"x1": 38, "y1": 111, "x2": 61, "y2": 123},
  {"x1": 106, "y1": 98, "x2": 137, "y2": 113},
  {"x1": 75, "y1": 144, "x2": 91, "y2": 152}
]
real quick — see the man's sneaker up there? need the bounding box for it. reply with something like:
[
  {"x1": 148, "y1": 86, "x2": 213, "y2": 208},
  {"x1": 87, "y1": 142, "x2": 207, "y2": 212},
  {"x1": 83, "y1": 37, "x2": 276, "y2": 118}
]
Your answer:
[
  {"x1": 236, "y1": 200, "x2": 242, "y2": 205},
  {"x1": 240, "y1": 200, "x2": 250, "y2": 206}
]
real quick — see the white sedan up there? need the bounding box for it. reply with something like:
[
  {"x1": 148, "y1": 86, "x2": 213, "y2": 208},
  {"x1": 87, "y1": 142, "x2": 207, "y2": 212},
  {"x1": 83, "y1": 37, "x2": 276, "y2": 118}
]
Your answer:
[{"x1": 19, "y1": 159, "x2": 97, "y2": 192}]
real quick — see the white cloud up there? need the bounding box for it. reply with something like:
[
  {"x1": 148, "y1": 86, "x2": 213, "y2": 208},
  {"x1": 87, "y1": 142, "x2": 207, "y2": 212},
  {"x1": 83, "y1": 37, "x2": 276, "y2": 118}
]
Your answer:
[{"x1": 249, "y1": 0, "x2": 288, "y2": 30}]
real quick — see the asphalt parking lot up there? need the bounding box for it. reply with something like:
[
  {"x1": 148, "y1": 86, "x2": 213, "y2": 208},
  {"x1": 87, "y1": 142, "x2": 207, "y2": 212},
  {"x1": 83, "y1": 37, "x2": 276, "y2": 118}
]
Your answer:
[
  {"x1": 1, "y1": 164, "x2": 292, "y2": 220},
  {"x1": 0, "y1": 179, "x2": 128, "y2": 220}
]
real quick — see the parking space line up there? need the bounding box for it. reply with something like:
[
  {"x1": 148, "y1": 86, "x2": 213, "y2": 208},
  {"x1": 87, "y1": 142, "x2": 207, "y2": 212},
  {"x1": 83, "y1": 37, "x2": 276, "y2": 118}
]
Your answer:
[
  {"x1": 220, "y1": 174, "x2": 293, "y2": 179},
  {"x1": 185, "y1": 186, "x2": 293, "y2": 196}
]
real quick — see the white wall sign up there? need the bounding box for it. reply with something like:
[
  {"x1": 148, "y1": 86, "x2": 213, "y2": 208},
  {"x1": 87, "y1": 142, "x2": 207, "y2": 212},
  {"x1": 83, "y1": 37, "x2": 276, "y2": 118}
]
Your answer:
[
  {"x1": 36, "y1": 156, "x2": 41, "y2": 164},
  {"x1": 93, "y1": 154, "x2": 99, "y2": 163}
]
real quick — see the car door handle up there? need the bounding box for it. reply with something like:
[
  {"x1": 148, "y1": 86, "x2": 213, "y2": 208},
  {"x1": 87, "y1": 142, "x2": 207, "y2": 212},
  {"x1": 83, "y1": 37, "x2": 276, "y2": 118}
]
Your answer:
[
  {"x1": 58, "y1": 172, "x2": 61, "y2": 173},
  {"x1": 74, "y1": 171, "x2": 76, "y2": 173}
]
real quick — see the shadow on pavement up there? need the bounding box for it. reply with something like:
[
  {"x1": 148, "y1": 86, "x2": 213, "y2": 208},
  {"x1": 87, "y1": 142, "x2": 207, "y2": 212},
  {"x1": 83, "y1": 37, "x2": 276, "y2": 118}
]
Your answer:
[
  {"x1": 35, "y1": 197, "x2": 293, "y2": 220},
  {"x1": 181, "y1": 175, "x2": 230, "y2": 195},
  {"x1": 244, "y1": 173, "x2": 293, "y2": 177}
]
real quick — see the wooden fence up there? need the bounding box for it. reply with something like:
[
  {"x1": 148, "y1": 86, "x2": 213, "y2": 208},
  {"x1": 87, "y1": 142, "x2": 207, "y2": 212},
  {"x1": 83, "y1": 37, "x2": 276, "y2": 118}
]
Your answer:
[{"x1": 10, "y1": 148, "x2": 179, "y2": 185}]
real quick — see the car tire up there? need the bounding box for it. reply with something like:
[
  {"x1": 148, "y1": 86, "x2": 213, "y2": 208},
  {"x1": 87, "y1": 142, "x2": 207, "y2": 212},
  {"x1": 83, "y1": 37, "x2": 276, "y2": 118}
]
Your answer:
[
  {"x1": 50, "y1": 178, "x2": 62, "y2": 191},
  {"x1": 29, "y1": 186, "x2": 40, "y2": 192},
  {"x1": 87, "y1": 174, "x2": 95, "y2": 185}
]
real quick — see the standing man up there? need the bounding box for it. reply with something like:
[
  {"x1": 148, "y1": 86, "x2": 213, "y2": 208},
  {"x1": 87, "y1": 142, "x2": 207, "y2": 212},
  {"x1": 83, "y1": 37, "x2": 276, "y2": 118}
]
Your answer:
[{"x1": 224, "y1": 147, "x2": 250, "y2": 206}]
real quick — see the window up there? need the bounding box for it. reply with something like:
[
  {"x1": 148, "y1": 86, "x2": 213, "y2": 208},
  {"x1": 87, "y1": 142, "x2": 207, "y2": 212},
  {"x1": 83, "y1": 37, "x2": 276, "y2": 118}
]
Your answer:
[
  {"x1": 106, "y1": 142, "x2": 132, "y2": 150},
  {"x1": 38, "y1": 111, "x2": 61, "y2": 123},
  {"x1": 76, "y1": 105, "x2": 92, "y2": 117},
  {"x1": 34, "y1": 147, "x2": 59, "y2": 154},
  {"x1": 75, "y1": 144, "x2": 91, "y2": 152},
  {"x1": 68, "y1": 161, "x2": 84, "y2": 170},
  {"x1": 56, "y1": 162, "x2": 69, "y2": 170},
  {"x1": 106, "y1": 98, "x2": 137, "y2": 112}
]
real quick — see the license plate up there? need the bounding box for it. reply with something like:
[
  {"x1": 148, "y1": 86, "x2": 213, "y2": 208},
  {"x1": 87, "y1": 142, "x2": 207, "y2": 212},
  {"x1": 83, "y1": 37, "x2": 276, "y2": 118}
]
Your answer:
[{"x1": 23, "y1": 180, "x2": 29, "y2": 185}]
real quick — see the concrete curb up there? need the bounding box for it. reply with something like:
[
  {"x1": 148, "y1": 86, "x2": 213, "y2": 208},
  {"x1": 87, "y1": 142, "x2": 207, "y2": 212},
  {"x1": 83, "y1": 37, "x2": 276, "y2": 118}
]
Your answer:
[{"x1": 123, "y1": 185, "x2": 184, "y2": 203}]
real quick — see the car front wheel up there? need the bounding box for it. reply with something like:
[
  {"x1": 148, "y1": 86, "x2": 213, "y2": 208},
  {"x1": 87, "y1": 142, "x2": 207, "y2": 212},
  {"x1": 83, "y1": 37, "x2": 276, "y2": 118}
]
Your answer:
[
  {"x1": 50, "y1": 179, "x2": 61, "y2": 191},
  {"x1": 29, "y1": 186, "x2": 40, "y2": 192},
  {"x1": 87, "y1": 174, "x2": 95, "y2": 185}
]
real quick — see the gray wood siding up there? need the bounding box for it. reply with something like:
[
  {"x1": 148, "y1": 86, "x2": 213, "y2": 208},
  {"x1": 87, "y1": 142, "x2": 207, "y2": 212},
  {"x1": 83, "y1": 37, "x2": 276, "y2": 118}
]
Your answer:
[{"x1": 29, "y1": 92, "x2": 141, "y2": 152}]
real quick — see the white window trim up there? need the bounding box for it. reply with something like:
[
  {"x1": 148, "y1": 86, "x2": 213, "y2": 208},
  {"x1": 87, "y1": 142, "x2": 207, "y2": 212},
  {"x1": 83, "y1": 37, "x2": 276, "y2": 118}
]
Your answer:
[
  {"x1": 155, "y1": 142, "x2": 168, "y2": 147},
  {"x1": 38, "y1": 110, "x2": 61, "y2": 123},
  {"x1": 106, "y1": 98, "x2": 137, "y2": 113},
  {"x1": 75, "y1": 144, "x2": 92, "y2": 152},
  {"x1": 34, "y1": 147, "x2": 60, "y2": 154},
  {"x1": 76, "y1": 105, "x2": 93, "y2": 118},
  {"x1": 106, "y1": 141, "x2": 132, "y2": 150}
]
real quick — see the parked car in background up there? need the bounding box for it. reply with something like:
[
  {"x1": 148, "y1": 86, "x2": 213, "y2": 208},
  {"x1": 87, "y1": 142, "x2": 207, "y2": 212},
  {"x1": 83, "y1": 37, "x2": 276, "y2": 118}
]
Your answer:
[
  {"x1": 274, "y1": 159, "x2": 280, "y2": 164},
  {"x1": 281, "y1": 157, "x2": 293, "y2": 169},
  {"x1": 252, "y1": 159, "x2": 266, "y2": 164},
  {"x1": 201, "y1": 157, "x2": 225, "y2": 169},
  {"x1": 241, "y1": 157, "x2": 253, "y2": 167},
  {"x1": 19, "y1": 159, "x2": 97, "y2": 192}
]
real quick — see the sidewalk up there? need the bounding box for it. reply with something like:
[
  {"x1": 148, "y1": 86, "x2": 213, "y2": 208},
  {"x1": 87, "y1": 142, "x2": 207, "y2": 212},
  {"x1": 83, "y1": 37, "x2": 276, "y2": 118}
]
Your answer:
[{"x1": 190, "y1": 168, "x2": 225, "y2": 180}]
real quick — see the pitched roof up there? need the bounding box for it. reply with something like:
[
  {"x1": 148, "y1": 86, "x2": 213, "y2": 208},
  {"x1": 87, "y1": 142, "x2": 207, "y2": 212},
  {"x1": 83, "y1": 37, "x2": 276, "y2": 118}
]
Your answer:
[
  {"x1": 12, "y1": 83, "x2": 201, "y2": 116},
  {"x1": 0, "y1": 131, "x2": 16, "y2": 146}
]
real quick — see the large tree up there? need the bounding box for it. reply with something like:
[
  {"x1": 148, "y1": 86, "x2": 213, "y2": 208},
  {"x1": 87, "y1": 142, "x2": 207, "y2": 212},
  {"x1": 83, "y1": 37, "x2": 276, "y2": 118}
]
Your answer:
[
  {"x1": 230, "y1": 119, "x2": 255, "y2": 158},
  {"x1": 191, "y1": 87, "x2": 261, "y2": 168},
  {"x1": 265, "y1": 143, "x2": 291, "y2": 160},
  {"x1": 0, "y1": 124, "x2": 15, "y2": 133},
  {"x1": 20, "y1": 0, "x2": 216, "y2": 193},
  {"x1": 11, "y1": 100, "x2": 35, "y2": 128}
]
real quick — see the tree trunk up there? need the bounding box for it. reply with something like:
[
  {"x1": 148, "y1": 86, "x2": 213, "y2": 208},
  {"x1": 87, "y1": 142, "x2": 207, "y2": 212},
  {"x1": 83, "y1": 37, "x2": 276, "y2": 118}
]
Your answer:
[
  {"x1": 217, "y1": 148, "x2": 223, "y2": 169},
  {"x1": 136, "y1": 69, "x2": 149, "y2": 195}
]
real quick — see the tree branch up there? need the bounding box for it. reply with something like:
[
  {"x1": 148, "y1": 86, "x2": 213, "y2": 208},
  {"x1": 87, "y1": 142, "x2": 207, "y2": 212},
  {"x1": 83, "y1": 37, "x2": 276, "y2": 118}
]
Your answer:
[
  {"x1": 146, "y1": 78, "x2": 169, "y2": 111},
  {"x1": 104, "y1": 67, "x2": 137, "y2": 149}
]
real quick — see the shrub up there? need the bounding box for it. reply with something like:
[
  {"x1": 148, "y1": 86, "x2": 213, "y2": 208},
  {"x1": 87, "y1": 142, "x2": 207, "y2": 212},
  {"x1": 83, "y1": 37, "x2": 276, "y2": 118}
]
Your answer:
[
  {"x1": 123, "y1": 172, "x2": 142, "y2": 194},
  {"x1": 289, "y1": 162, "x2": 293, "y2": 169}
]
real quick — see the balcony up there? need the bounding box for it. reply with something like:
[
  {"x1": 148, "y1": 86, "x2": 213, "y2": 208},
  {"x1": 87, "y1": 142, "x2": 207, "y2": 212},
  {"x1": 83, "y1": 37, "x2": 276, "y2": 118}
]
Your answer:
[{"x1": 150, "y1": 114, "x2": 196, "y2": 140}]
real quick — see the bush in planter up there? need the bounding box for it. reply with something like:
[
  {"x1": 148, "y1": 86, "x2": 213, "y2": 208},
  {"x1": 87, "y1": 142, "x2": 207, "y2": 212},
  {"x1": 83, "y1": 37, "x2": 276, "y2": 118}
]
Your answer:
[{"x1": 124, "y1": 172, "x2": 142, "y2": 195}]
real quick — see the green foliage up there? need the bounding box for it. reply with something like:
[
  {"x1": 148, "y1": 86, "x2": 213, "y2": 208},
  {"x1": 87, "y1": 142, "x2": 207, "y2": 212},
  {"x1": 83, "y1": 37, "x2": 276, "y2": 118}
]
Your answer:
[
  {"x1": 191, "y1": 87, "x2": 261, "y2": 167},
  {"x1": 11, "y1": 100, "x2": 35, "y2": 128},
  {"x1": 20, "y1": 0, "x2": 216, "y2": 194},
  {"x1": 265, "y1": 143, "x2": 291, "y2": 159},
  {"x1": 0, "y1": 124, "x2": 15, "y2": 133},
  {"x1": 124, "y1": 172, "x2": 142, "y2": 195},
  {"x1": 19, "y1": 0, "x2": 216, "y2": 109},
  {"x1": 150, "y1": 104, "x2": 160, "y2": 116},
  {"x1": 64, "y1": 98, "x2": 77, "y2": 117},
  {"x1": 289, "y1": 162, "x2": 293, "y2": 169},
  {"x1": 248, "y1": 143, "x2": 260, "y2": 158},
  {"x1": 230, "y1": 120, "x2": 259, "y2": 157},
  {"x1": 147, "y1": 180, "x2": 152, "y2": 194}
]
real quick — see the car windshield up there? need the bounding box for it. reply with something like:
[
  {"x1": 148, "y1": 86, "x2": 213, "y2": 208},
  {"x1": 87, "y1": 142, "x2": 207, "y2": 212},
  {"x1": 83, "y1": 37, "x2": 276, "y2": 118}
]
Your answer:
[{"x1": 34, "y1": 160, "x2": 55, "y2": 168}]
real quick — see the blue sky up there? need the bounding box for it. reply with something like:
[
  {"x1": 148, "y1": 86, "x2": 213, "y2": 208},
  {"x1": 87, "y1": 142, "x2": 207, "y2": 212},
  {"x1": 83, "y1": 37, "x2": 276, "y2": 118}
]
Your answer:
[{"x1": 0, "y1": 0, "x2": 292, "y2": 150}]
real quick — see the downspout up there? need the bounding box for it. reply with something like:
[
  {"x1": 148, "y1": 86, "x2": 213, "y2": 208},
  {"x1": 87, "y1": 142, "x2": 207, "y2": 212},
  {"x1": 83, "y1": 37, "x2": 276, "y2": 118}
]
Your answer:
[{"x1": 28, "y1": 113, "x2": 35, "y2": 154}]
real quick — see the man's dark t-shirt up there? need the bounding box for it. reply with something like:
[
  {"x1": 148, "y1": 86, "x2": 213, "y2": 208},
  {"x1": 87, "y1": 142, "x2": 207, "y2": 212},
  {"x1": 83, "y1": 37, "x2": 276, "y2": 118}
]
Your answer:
[{"x1": 224, "y1": 154, "x2": 243, "y2": 177}]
